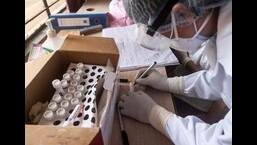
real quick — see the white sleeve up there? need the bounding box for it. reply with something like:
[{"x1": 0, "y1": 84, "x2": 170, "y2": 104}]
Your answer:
[
  {"x1": 183, "y1": 69, "x2": 220, "y2": 100},
  {"x1": 165, "y1": 109, "x2": 232, "y2": 145},
  {"x1": 182, "y1": 0, "x2": 232, "y2": 102}
]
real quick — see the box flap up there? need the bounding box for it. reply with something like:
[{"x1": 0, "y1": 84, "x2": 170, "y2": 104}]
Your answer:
[
  {"x1": 60, "y1": 35, "x2": 119, "y2": 55},
  {"x1": 25, "y1": 125, "x2": 103, "y2": 145},
  {"x1": 25, "y1": 52, "x2": 54, "y2": 88}
]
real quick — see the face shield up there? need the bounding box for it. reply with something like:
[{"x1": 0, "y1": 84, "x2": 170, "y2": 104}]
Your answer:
[
  {"x1": 147, "y1": 0, "x2": 209, "y2": 36},
  {"x1": 123, "y1": 0, "x2": 229, "y2": 35}
]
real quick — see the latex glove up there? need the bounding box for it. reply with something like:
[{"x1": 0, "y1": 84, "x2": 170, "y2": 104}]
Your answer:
[
  {"x1": 135, "y1": 69, "x2": 184, "y2": 94},
  {"x1": 119, "y1": 91, "x2": 173, "y2": 135}
]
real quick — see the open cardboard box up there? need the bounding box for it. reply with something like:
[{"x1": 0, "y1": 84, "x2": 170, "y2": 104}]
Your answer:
[{"x1": 25, "y1": 35, "x2": 120, "y2": 145}]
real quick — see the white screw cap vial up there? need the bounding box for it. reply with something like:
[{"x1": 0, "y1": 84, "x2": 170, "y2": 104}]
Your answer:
[
  {"x1": 48, "y1": 102, "x2": 58, "y2": 111},
  {"x1": 68, "y1": 87, "x2": 76, "y2": 93},
  {"x1": 64, "y1": 93, "x2": 73, "y2": 100},
  {"x1": 52, "y1": 79, "x2": 65, "y2": 94},
  {"x1": 43, "y1": 110, "x2": 54, "y2": 121},
  {"x1": 70, "y1": 80, "x2": 78, "y2": 87},
  {"x1": 60, "y1": 100, "x2": 69, "y2": 109},
  {"x1": 67, "y1": 70, "x2": 75, "y2": 76},
  {"x1": 63, "y1": 73, "x2": 71, "y2": 81},
  {"x1": 52, "y1": 79, "x2": 61, "y2": 89},
  {"x1": 52, "y1": 94, "x2": 62, "y2": 103},
  {"x1": 73, "y1": 74, "x2": 81, "y2": 81},
  {"x1": 76, "y1": 85, "x2": 85, "y2": 92},
  {"x1": 56, "y1": 108, "x2": 66, "y2": 117},
  {"x1": 74, "y1": 91, "x2": 82, "y2": 98},
  {"x1": 60, "y1": 80, "x2": 68, "y2": 88},
  {"x1": 75, "y1": 68, "x2": 82, "y2": 75},
  {"x1": 71, "y1": 98, "x2": 79, "y2": 106},
  {"x1": 77, "y1": 63, "x2": 84, "y2": 69}
]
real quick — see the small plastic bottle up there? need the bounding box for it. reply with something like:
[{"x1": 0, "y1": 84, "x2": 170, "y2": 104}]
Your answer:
[
  {"x1": 52, "y1": 79, "x2": 65, "y2": 95},
  {"x1": 48, "y1": 102, "x2": 58, "y2": 111},
  {"x1": 42, "y1": 18, "x2": 64, "y2": 52},
  {"x1": 64, "y1": 93, "x2": 73, "y2": 101},
  {"x1": 74, "y1": 91, "x2": 82, "y2": 99},
  {"x1": 60, "y1": 100, "x2": 70, "y2": 109},
  {"x1": 63, "y1": 73, "x2": 71, "y2": 83},
  {"x1": 56, "y1": 108, "x2": 66, "y2": 118},
  {"x1": 43, "y1": 110, "x2": 54, "y2": 121},
  {"x1": 77, "y1": 63, "x2": 84, "y2": 70},
  {"x1": 52, "y1": 94, "x2": 62, "y2": 103}
]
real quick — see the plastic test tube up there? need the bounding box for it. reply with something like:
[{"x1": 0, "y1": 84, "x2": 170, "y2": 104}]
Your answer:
[
  {"x1": 52, "y1": 94, "x2": 62, "y2": 103},
  {"x1": 63, "y1": 73, "x2": 71, "y2": 83},
  {"x1": 76, "y1": 85, "x2": 85, "y2": 93},
  {"x1": 52, "y1": 79, "x2": 65, "y2": 95},
  {"x1": 77, "y1": 63, "x2": 84, "y2": 70},
  {"x1": 60, "y1": 79, "x2": 68, "y2": 89},
  {"x1": 48, "y1": 102, "x2": 58, "y2": 111},
  {"x1": 62, "y1": 102, "x2": 83, "y2": 126},
  {"x1": 75, "y1": 68, "x2": 83, "y2": 75},
  {"x1": 74, "y1": 91, "x2": 82, "y2": 99},
  {"x1": 43, "y1": 110, "x2": 54, "y2": 121},
  {"x1": 64, "y1": 93, "x2": 73, "y2": 100},
  {"x1": 71, "y1": 98, "x2": 79, "y2": 106},
  {"x1": 70, "y1": 80, "x2": 78, "y2": 87},
  {"x1": 68, "y1": 87, "x2": 76, "y2": 93},
  {"x1": 67, "y1": 70, "x2": 75, "y2": 76},
  {"x1": 73, "y1": 74, "x2": 81, "y2": 81},
  {"x1": 56, "y1": 108, "x2": 66, "y2": 117},
  {"x1": 60, "y1": 100, "x2": 69, "y2": 109}
]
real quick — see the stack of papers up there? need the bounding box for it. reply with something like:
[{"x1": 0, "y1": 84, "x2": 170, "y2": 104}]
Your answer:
[{"x1": 102, "y1": 24, "x2": 178, "y2": 71}]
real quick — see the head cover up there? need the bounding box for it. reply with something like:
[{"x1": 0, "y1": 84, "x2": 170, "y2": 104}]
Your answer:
[{"x1": 123, "y1": 0, "x2": 229, "y2": 32}]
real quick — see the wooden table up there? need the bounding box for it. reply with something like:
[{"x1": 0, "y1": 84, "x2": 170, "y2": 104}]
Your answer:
[{"x1": 111, "y1": 67, "x2": 175, "y2": 145}]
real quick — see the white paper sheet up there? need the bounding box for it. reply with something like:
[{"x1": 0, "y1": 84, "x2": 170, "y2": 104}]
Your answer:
[{"x1": 102, "y1": 24, "x2": 178, "y2": 71}]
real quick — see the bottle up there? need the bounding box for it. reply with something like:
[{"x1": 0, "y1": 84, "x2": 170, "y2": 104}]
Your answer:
[{"x1": 42, "y1": 18, "x2": 64, "y2": 52}]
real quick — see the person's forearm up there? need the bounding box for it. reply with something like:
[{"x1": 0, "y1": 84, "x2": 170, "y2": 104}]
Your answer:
[{"x1": 184, "y1": 60, "x2": 202, "y2": 73}]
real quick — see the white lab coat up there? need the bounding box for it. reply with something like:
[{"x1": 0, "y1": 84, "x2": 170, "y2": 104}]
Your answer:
[{"x1": 165, "y1": 1, "x2": 232, "y2": 145}]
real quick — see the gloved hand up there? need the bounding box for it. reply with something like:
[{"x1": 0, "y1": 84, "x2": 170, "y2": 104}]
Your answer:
[
  {"x1": 118, "y1": 91, "x2": 173, "y2": 135},
  {"x1": 135, "y1": 69, "x2": 184, "y2": 94}
]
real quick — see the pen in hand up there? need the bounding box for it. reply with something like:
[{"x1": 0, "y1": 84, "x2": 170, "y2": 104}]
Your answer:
[{"x1": 133, "y1": 61, "x2": 157, "y2": 86}]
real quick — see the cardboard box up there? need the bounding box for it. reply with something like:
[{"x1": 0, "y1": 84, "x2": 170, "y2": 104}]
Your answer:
[{"x1": 25, "y1": 35, "x2": 120, "y2": 145}]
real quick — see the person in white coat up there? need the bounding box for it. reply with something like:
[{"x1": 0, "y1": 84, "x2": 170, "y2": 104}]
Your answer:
[
  {"x1": 119, "y1": 0, "x2": 232, "y2": 144},
  {"x1": 122, "y1": 0, "x2": 230, "y2": 113}
]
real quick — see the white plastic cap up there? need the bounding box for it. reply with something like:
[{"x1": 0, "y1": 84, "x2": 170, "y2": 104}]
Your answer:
[
  {"x1": 77, "y1": 63, "x2": 84, "y2": 69},
  {"x1": 64, "y1": 93, "x2": 73, "y2": 100},
  {"x1": 43, "y1": 110, "x2": 54, "y2": 121},
  {"x1": 67, "y1": 70, "x2": 75, "y2": 76},
  {"x1": 70, "y1": 80, "x2": 78, "y2": 87},
  {"x1": 48, "y1": 102, "x2": 58, "y2": 111},
  {"x1": 76, "y1": 85, "x2": 85, "y2": 92},
  {"x1": 45, "y1": 18, "x2": 57, "y2": 38},
  {"x1": 56, "y1": 108, "x2": 66, "y2": 117},
  {"x1": 71, "y1": 98, "x2": 79, "y2": 106},
  {"x1": 63, "y1": 73, "x2": 71, "y2": 81},
  {"x1": 68, "y1": 87, "x2": 76, "y2": 93},
  {"x1": 60, "y1": 100, "x2": 69, "y2": 109},
  {"x1": 73, "y1": 74, "x2": 81, "y2": 81},
  {"x1": 53, "y1": 94, "x2": 62, "y2": 103},
  {"x1": 61, "y1": 80, "x2": 68, "y2": 88},
  {"x1": 75, "y1": 69, "x2": 82, "y2": 75},
  {"x1": 52, "y1": 79, "x2": 61, "y2": 89},
  {"x1": 74, "y1": 91, "x2": 82, "y2": 98}
]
